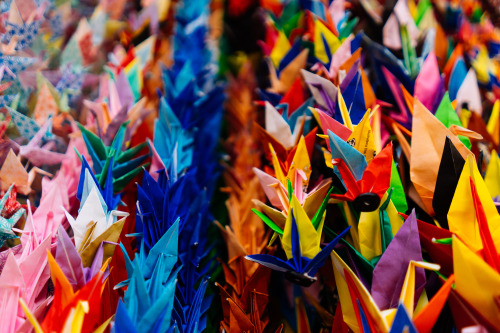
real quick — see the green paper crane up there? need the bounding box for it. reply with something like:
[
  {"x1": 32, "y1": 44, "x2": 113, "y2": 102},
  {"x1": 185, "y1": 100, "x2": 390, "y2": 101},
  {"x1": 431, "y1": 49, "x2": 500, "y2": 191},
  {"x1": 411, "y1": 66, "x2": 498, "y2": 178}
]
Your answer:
[{"x1": 76, "y1": 122, "x2": 149, "y2": 194}]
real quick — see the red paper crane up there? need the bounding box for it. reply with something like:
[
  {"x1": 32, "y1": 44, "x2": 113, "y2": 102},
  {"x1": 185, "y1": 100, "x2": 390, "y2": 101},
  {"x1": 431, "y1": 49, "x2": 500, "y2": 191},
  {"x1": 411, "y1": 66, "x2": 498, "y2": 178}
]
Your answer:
[{"x1": 331, "y1": 142, "x2": 393, "y2": 212}]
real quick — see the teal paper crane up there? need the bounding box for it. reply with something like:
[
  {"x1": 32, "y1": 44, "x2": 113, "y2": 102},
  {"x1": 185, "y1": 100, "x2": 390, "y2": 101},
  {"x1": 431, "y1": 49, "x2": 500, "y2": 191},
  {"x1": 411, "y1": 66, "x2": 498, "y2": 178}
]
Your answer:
[{"x1": 0, "y1": 184, "x2": 25, "y2": 246}]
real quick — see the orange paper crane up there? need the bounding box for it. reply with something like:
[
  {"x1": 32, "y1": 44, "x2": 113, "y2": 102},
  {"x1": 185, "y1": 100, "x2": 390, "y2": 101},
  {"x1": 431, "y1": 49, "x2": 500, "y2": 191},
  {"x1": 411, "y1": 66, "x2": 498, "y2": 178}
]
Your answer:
[
  {"x1": 216, "y1": 264, "x2": 277, "y2": 333},
  {"x1": 409, "y1": 100, "x2": 472, "y2": 214},
  {"x1": 218, "y1": 63, "x2": 277, "y2": 333},
  {"x1": 0, "y1": 149, "x2": 52, "y2": 195},
  {"x1": 20, "y1": 252, "x2": 112, "y2": 333}
]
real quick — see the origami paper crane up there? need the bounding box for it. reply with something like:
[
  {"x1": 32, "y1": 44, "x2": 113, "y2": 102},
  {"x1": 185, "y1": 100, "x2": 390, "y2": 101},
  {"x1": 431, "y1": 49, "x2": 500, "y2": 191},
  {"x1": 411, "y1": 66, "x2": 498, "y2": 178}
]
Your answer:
[
  {"x1": 7, "y1": 106, "x2": 42, "y2": 141},
  {"x1": 65, "y1": 158, "x2": 128, "y2": 267},
  {"x1": 330, "y1": 141, "x2": 393, "y2": 212},
  {"x1": 153, "y1": 94, "x2": 195, "y2": 180},
  {"x1": 371, "y1": 210, "x2": 426, "y2": 310},
  {"x1": 356, "y1": 189, "x2": 403, "y2": 262},
  {"x1": 18, "y1": 116, "x2": 67, "y2": 167},
  {"x1": 20, "y1": 250, "x2": 113, "y2": 333},
  {"x1": 410, "y1": 100, "x2": 472, "y2": 215},
  {"x1": 247, "y1": 190, "x2": 351, "y2": 286},
  {"x1": 447, "y1": 155, "x2": 500, "y2": 254},
  {"x1": 19, "y1": 179, "x2": 70, "y2": 257},
  {"x1": 0, "y1": 0, "x2": 498, "y2": 331},
  {"x1": 0, "y1": 149, "x2": 52, "y2": 195},
  {"x1": 216, "y1": 64, "x2": 279, "y2": 333},
  {"x1": 332, "y1": 250, "x2": 444, "y2": 333},
  {"x1": 326, "y1": 129, "x2": 367, "y2": 179},
  {"x1": 0, "y1": 240, "x2": 51, "y2": 333},
  {"x1": 484, "y1": 150, "x2": 500, "y2": 197},
  {"x1": 217, "y1": 276, "x2": 282, "y2": 333},
  {"x1": 0, "y1": 184, "x2": 24, "y2": 246},
  {"x1": 136, "y1": 168, "x2": 216, "y2": 331},
  {"x1": 265, "y1": 43, "x2": 309, "y2": 95},
  {"x1": 78, "y1": 121, "x2": 148, "y2": 196},
  {"x1": 432, "y1": 137, "x2": 466, "y2": 228},
  {"x1": 452, "y1": 235, "x2": 500, "y2": 331},
  {"x1": 0, "y1": 55, "x2": 36, "y2": 75},
  {"x1": 115, "y1": 219, "x2": 179, "y2": 332},
  {"x1": 55, "y1": 64, "x2": 84, "y2": 99},
  {"x1": 2, "y1": 20, "x2": 41, "y2": 51},
  {"x1": 252, "y1": 175, "x2": 332, "y2": 233},
  {"x1": 258, "y1": 102, "x2": 308, "y2": 151}
]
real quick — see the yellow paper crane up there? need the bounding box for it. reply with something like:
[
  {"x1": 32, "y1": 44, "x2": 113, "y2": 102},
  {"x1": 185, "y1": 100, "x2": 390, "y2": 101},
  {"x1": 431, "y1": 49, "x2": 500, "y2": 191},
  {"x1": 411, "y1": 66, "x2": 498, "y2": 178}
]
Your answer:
[
  {"x1": 452, "y1": 236, "x2": 500, "y2": 331},
  {"x1": 448, "y1": 155, "x2": 500, "y2": 253},
  {"x1": 332, "y1": 250, "x2": 443, "y2": 333}
]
